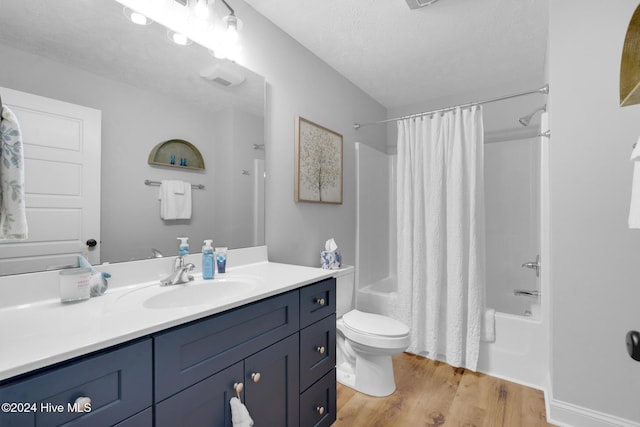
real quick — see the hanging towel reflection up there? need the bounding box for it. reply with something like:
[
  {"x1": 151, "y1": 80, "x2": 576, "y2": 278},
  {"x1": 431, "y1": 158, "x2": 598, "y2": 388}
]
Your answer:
[
  {"x1": 0, "y1": 104, "x2": 28, "y2": 239},
  {"x1": 158, "y1": 180, "x2": 192, "y2": 220}
]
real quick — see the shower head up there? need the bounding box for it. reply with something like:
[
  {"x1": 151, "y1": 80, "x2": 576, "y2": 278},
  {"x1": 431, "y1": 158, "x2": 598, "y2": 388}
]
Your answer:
[{"x1": 518, "y1": 105, "x2": 547, "y2": 127}]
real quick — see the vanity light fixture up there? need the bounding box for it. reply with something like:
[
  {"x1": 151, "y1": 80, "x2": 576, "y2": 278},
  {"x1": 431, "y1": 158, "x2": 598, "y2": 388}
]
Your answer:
[
  {"x1": 123, "y1": 6, "x2": 153, "y2": 26},
  {"x1": 194, "y1": 0, "x2": 210, "y2": 19},
  {"x1": 167, "y1": 29, "x2": 192, "y2": 46},
  {"x1": 217, "y1": 0, "x2": 242, "y2": 59}
]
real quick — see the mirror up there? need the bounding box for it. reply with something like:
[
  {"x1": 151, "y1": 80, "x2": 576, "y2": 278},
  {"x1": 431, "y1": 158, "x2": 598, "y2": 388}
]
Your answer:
[{"x1": 0, "y1": 0, "x2": 265, "y2": 275}]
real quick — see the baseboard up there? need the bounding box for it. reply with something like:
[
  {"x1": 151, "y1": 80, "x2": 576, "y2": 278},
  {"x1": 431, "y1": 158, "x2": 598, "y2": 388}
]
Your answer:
[{"x1": 548, "y1": 397, "x2": 640, "y2": 427}]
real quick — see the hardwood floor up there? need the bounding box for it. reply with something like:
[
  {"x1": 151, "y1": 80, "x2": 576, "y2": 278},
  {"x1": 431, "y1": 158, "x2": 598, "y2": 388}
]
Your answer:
[{"x1": 333, "y1": 352, "x2": 555, "y2": 427}]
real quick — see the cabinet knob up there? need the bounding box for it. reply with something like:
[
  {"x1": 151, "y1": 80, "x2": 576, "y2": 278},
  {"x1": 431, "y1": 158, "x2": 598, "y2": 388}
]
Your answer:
[
  {"x1": 316, "y1": 406, "x2": 325, "y2": 415},
  {"x1": 73, "y1": 396, "x2": 91, "y2": 412},
  {"x1": 233, "y1": 382, "x2": 244, "y2": 393},
  {"x1": 251, "y1": 372, "x2": 261, "y2": 383},
  {"x1": 315, "y1": 297, "x2": 326, "y2": 306},
  {"x1": 316, "y1": 346, "x2": 326, "y2": 354}
]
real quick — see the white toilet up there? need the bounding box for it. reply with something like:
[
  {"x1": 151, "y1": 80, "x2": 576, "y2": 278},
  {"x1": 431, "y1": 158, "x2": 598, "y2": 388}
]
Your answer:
[{"x1": 334, "y1": 266, "x2": 410, "y2": 397}]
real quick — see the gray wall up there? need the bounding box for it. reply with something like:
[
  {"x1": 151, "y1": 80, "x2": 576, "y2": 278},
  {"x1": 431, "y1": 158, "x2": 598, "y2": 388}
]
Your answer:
[
  {"x1": 234, "y1": 1, "x2": 388, "y2": 268},
  {"x1": 548, "y1": 0, "x2": 640, "y2": 423}
]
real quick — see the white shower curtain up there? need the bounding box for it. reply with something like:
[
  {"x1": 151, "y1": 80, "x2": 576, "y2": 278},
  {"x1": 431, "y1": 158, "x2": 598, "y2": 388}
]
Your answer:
[{"x1": 395, "y1": 106, "x2": 486, "y2": 371}]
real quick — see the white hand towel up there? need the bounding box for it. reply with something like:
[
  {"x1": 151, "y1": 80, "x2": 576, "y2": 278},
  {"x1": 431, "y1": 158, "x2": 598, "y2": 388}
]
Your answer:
[
  {"x1": 230, "y1": 397, "x2": 254, "y2": 427},
  {"x1": 0, "y1": 105, "x2": 28, "y2": 240},
  {"x1": 481, "y1": 308, "x2": 496, "y2": 343},
  {"x1": 629, "y1": 138, "x2": 640, "y2": 228},
  {"x1": 158, "y1": 180, "x2": 192, "y2": 220}
]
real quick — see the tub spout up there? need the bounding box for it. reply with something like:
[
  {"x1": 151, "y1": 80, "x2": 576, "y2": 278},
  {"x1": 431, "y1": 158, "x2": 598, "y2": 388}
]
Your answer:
[{"x1": 514, "y1": 289, "x2": 540, "y2": 297}]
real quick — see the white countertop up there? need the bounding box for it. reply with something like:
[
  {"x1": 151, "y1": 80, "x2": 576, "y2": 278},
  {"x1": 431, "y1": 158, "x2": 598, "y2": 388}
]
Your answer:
[{"x1": 0, "y1": 260, "x2": 335, "y2": 381}]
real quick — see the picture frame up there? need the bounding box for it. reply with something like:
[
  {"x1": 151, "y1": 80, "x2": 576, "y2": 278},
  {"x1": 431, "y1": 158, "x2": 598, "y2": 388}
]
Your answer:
[{"x1": 294, "y1": 116, "x2": 343, "y2": 204}]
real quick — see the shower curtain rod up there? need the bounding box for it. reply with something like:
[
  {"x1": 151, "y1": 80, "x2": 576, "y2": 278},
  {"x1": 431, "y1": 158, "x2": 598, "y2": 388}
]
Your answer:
[{"x1": 353, "y1": 84, "x2": 549, "y2": 130}]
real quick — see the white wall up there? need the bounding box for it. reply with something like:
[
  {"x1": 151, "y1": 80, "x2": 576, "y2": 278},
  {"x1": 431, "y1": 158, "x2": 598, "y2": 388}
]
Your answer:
[
  {"x1": 233, "y1": 1, "x2": 388, "y2": 268},
  {"x1": 548, "y1": 0, "x2": 640, "y2": 424}
]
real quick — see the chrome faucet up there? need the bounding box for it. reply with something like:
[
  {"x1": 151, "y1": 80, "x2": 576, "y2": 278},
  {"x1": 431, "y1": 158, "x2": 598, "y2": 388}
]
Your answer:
[{"x1": 160, "y1": 256, "x2": 195, "y2": 286}]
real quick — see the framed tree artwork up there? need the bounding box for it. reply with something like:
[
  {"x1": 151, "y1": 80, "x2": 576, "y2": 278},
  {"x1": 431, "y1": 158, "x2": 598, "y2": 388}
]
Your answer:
[{"x1": 294, "y1": 116, "x2": 343, "y2": 204}]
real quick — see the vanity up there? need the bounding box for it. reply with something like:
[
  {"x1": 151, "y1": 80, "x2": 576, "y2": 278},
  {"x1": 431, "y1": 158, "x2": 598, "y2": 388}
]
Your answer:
[{"x1": 0, "y1": 247, "x2": 337, "y2": 426}]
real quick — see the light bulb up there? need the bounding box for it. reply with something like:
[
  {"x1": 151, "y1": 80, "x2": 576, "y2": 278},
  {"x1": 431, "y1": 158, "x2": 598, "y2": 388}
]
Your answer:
[
  {"x1": 123, "y1": 7, "x2": 153, "y2": 26},
  {"x1": 167, "y1": 30, "x2": 191, "y2": 46},
  {"x1": 194, "y1": 0, "x2": 210, "y2": 18},
  {"x1": 173, "y1": 33, "x2": 188, "y2": 45},
  {"x1": 131, "y1": 12, "x2": 150, "y2": 25}
]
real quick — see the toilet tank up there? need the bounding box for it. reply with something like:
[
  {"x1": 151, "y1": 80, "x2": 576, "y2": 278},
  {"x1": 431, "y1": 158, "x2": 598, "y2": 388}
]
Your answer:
[{"x1": 334, "y1": 265, "x2": 355, "y2": 318}]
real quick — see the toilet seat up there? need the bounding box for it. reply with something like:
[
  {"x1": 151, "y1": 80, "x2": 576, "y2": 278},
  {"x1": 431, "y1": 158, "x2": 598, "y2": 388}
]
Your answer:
[{"x1": 340, "y1": 310, "x2": 410, "y2": 349}]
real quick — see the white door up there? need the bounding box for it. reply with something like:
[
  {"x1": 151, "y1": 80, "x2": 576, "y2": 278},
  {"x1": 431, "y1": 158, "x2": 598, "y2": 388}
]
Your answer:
[{"x1": 0, "y1": 87, "x2": 101, "y2": 275}]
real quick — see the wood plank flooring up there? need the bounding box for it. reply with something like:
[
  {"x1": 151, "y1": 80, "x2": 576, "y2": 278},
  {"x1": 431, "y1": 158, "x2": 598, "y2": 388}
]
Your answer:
[{"x1": 333, "y1": 352, "x2": 555, "y2": 427}]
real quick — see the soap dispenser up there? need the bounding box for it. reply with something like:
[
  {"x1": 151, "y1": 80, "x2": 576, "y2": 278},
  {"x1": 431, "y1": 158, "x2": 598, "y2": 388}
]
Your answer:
[
  {"x1": 202, "y1": 240, "x2": 214, "y2": 280},
  {"x1": 177, "y1": 237, "x2": 190, "y2": 256}
]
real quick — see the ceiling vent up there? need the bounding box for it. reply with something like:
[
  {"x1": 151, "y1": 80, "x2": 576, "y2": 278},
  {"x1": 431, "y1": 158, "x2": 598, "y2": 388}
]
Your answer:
[
  {"x1": 200, "y1": 63, "x2": 246, "y2": 87},
  {"x1": 405, "y1": 0, "x2": 440, "y2": 9}
]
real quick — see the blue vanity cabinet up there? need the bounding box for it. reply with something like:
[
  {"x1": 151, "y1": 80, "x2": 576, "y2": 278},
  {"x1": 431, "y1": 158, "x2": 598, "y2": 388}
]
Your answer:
[
  {"x1": 299, "y1": 278, "x2": 337, "y2": 426},
  {"x1": 153, "y1": 290, "x2": 301, "y2": 426},
  {"x1": 0, "y1": 339, "x2": 152, "y2": 427},
  {"x1": 0, "y1": 277, "x2": 337, "y2": 427}
]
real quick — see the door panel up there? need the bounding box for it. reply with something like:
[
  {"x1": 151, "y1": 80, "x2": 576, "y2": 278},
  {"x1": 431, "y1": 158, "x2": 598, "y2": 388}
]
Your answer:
[{"x1": 0, "y1": 86, "x2": 101, "y2": 275}]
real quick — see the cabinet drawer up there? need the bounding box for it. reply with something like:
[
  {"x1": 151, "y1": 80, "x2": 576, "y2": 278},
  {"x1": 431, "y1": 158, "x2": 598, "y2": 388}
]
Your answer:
[
  {"x1": 300, "y1": 369, "x2": 336, "y2": 427},
  {"x1": 300, "y1": 314, "x2": 336, "y2": 392},
  {"x1": 300, "y1": 278, "x2": 335, "y2": 328},
  {"x1": 154, "y1": 290, "x2": 299, "y2": 401},
  {"x1": 0, "y1": 339, "x2": 152, "y2": 427}
]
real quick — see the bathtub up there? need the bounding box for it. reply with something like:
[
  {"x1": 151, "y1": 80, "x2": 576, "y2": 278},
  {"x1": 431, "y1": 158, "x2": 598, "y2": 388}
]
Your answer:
[
  {"x1": 356, "y1": 277, "x2": 397, "y2": 319},
  {"x1": 356, "y1": 276, "x2": 546, "y2": 390}
]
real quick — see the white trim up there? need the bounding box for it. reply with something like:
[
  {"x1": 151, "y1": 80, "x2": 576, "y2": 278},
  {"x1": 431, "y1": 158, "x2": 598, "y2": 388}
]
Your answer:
[{"x1": 548, "y1": 398, "x2": 640, "y2": 427}]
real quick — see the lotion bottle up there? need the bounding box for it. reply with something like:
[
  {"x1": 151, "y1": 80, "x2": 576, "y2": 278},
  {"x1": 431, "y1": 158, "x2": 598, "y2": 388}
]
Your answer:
[{"x1": 202, "y1": 240, "x2": 214, "y2": 280}]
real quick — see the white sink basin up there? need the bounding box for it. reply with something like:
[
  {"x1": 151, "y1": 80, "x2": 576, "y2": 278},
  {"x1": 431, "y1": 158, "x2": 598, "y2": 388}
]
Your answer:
[
  {"x1": 108, "y1": 275, "x2": 260, "y2": 310},
  {"x1": 142, "y1": 275, "x2": 261, "y2": 309}
]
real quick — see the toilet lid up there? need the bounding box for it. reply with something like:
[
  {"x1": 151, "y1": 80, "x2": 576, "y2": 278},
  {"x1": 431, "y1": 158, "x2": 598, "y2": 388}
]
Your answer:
[{"x1": 342, "y1": 310, "x2": 409, "y2": 337}]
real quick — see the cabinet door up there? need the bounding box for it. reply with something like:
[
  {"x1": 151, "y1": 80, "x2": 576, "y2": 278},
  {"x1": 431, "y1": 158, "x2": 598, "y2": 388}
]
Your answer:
[
  {"x1": 244, "y1": 334, "x2": 300, "y2": 427},
  {"x1": 155, "y1": 362, "x2": 243, "y2": 427}
]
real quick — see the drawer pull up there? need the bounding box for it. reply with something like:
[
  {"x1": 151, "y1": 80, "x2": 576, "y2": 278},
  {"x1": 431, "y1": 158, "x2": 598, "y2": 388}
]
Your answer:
[
  {"x1": 73, "y1": 396, "x2": 92, "y2": 412},
  {"x1": 251, "y1": 372, "x2": 261, "y2": 383},
  {"x1": 233, "y1": 382, "x2": 244, "y2": 398},
  {"x1": 315, "y1": 297, "x2": 326, "y2": 306},
  {"x1": 316, "y1": 406, "x2": 325, "y2": 415},
  {"x1": 316, "y1": 346, "x2": 326, "y2": 354}
]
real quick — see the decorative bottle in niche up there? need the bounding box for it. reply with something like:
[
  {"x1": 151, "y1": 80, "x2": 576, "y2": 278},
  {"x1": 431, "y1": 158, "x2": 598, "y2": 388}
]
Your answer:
[{"x1": 202, "y1": 240, "x2": 214, "y2": 280}]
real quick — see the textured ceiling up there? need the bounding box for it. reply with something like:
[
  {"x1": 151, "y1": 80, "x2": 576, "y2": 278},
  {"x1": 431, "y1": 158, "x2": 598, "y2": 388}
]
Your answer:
[
  {"x1": 0, "y1": 0, "x2": 264, "y2": 115},
  {"x1": 244, "y1": 0, "x2": 548, "y2": 110}
]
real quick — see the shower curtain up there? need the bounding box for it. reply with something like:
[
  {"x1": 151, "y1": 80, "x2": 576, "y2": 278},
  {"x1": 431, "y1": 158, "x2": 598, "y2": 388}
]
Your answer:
[{"x1": 396, "y1": 106, "x2": 486, "y2": 371}]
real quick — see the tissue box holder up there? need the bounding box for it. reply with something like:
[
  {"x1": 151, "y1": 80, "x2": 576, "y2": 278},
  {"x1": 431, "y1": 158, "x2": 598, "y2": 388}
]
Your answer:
[{"x1": 321, "y1": 250, "x2": 341, "y2": 269}]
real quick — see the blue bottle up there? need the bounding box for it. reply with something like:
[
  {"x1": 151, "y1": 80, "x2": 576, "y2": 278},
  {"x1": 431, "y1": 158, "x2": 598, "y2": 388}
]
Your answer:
[
  {"x1": 177, "y1": 237, "x2": 189, "y2": 256},
  {"x1": 202, "y1": 240, "x2": 214, "y2": 280}
]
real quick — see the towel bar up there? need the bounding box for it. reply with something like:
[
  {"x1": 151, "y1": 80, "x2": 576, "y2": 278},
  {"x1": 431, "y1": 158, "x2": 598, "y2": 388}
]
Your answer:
[{"x1": 144, "y1": 179, "x2": 204, "y2": 190}]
